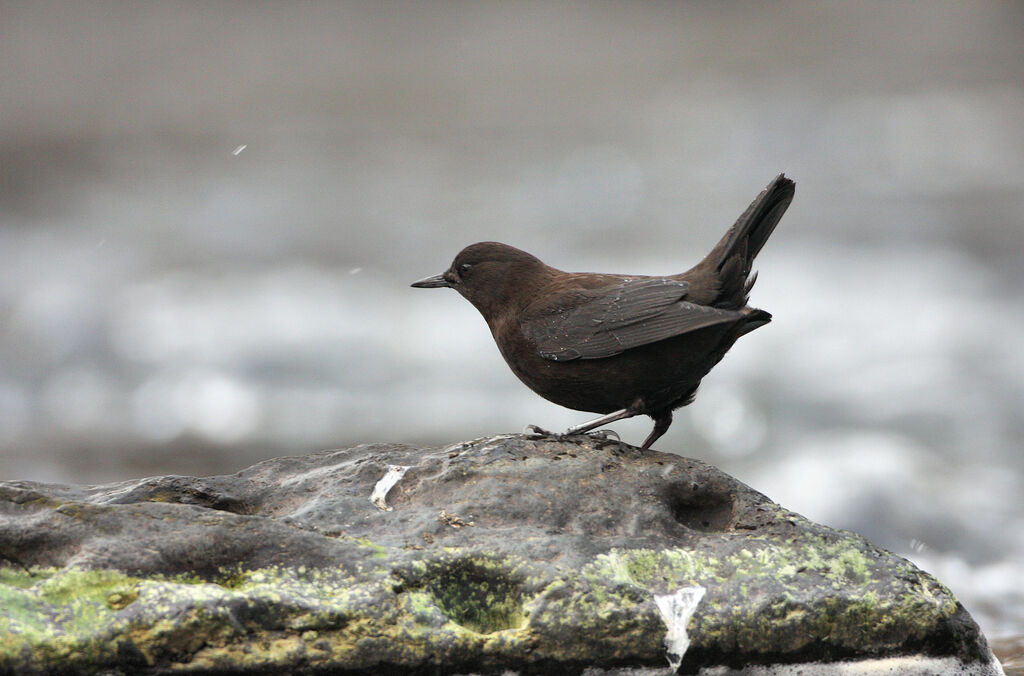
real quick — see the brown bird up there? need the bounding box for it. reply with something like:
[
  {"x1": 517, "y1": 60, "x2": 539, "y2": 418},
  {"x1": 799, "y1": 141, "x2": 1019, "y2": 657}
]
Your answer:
[{"x1": 412, "y1": 174, "x2": 795, "y2": 449}]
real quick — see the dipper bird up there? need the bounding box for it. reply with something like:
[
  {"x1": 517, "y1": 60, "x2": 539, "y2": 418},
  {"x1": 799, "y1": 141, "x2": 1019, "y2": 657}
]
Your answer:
[{"x1": 411, "y1": 174, "x2": 795, "y2": 449}]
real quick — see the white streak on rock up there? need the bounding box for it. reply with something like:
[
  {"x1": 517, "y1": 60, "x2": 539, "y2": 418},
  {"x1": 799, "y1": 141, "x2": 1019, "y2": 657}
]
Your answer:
[
  {"x1": 370, "y1": 465, "x2": 410, "y2": 511},
  {"x1": 654, "y1": 585, "x2": 705, "y2": 671}
]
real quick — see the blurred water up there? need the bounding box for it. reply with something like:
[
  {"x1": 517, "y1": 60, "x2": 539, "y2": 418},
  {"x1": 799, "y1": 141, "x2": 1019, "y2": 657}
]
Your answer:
[{"x1": 1, "y1": 1, "x2": 1022, "y2": 642}]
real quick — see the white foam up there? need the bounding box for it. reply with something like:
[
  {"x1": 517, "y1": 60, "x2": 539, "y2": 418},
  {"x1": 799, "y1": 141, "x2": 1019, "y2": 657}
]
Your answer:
[{"x1": 697, "y1": 654, "x2": 1005, "y2": 676}]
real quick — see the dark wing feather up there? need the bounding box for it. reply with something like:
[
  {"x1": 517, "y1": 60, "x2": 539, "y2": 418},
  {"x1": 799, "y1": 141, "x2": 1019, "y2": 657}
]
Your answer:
[{"x1": 521, "y1": 277, "x2": 745, "y2": 362}]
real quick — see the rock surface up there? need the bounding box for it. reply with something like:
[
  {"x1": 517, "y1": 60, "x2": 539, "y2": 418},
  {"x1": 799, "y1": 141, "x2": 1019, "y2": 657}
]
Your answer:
[{"x1": 0, "y1": 434, "x2": 1004, "y2": 674}]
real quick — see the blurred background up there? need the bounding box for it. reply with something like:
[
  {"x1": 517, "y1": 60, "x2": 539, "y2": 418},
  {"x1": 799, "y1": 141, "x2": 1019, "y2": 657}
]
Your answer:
[{"x1": 1, "y1": 1, "x2": 1022, "y2": 646}]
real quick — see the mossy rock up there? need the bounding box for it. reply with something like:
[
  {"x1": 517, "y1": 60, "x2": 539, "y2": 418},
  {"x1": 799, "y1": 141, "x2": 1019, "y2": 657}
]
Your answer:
[{"x1": 0, "y1": 435, "x2": 1002, "y2": 674}]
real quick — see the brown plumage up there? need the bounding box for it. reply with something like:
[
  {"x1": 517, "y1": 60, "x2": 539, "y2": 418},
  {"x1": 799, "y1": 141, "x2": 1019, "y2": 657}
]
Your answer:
[{"x1": 412, "y1": 174, "x2": 795, "y2": 449}]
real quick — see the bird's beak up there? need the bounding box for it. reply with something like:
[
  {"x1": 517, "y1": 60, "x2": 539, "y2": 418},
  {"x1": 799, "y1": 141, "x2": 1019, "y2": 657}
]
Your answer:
[{"x1": 410, "y1": 272, "x2": 450, "y2": 288}]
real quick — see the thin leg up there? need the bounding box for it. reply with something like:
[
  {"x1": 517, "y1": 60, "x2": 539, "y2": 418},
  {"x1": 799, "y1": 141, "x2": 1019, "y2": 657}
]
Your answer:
[
  {"x1": 640, "y1": 412, "x2": 673, "y2": 450},
  {"x1": 564, "y1": 407, "x2": 640, "y2": 436}
]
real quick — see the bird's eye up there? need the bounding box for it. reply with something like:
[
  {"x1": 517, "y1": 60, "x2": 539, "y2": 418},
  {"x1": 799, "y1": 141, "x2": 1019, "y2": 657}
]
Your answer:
[{"x1": 458, "y1": 263, "x2": 473, "y2": 275}]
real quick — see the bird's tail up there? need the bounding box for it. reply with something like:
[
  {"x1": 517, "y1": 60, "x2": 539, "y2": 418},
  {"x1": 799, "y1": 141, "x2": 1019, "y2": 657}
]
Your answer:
[
  {"x1": 702, "y1": 174, "x2": 795, "y2": 310},
  {"x1": 737, "y1": 307, "x2": 772, "y2": 337}
]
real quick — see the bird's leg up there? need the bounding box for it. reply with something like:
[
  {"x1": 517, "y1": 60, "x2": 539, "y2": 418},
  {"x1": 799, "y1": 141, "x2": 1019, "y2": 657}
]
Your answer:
[
  {"x1": 527, "y1": 400, "x2": 645, "y2": 442},
  {"x1": 640, "y1": 412, "x2": 673, "y2": 450},
  {"x1": 564, "y1": 407, "x2": 641, "y2": 436}
]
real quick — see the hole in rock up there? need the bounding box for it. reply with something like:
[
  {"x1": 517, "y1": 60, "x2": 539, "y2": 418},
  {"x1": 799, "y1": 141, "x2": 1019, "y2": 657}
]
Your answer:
[{"x1": 665, "y1": 482, "x2": 734, "y2": 532}]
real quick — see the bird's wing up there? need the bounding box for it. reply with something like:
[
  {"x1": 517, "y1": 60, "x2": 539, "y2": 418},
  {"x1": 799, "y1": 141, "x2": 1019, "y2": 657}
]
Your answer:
[{"x1": 521, "y1": 277, "x2": 746, "y2": 362}]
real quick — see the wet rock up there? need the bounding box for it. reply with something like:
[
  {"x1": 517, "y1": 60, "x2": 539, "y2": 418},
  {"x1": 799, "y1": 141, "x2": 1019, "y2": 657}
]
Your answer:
[{"x1": 0, "y1": 435, "x2": 1004, "y2": 674}]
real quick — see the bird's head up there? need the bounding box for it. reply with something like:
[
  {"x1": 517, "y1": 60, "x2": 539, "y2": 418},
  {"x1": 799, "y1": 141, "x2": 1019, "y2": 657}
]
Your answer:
[{"x1": 411, "y1": 242, "x2": 549, "y2": 319}]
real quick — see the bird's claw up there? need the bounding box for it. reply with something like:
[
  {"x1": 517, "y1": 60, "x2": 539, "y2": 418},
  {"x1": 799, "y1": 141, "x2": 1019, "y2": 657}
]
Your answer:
[
  {"x1": 524, "y1": 424, "x2": 555, "y2": 437},
  {"x1": 583, "y1": 428, "x2": 621, "y2": 442}
]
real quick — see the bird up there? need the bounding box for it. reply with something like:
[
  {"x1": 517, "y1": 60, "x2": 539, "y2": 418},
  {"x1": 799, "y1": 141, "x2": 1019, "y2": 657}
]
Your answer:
[{"x1": 411, "y1": 174, "x2": 795, "y2": 449}]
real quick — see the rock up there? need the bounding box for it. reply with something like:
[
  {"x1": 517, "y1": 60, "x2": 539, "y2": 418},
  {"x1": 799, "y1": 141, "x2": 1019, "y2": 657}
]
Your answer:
[{"x1": 0, "y1": 435, "x2": 1004, "y2": 675}]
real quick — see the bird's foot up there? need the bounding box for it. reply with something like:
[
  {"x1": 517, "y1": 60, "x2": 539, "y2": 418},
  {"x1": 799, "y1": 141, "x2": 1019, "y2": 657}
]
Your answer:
[
  {"x1": 579, "y1": 428, "x2": 620, "y2": 442},
  {"x1": 569, "y1": 428, "x2": 625, "y2": 453},
  {"x1": 524, "y1": 424, "x2": 621, "y2": 445}
]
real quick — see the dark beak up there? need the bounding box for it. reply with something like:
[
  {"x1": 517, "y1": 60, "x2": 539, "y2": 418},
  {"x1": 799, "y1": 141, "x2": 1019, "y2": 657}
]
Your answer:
[{"x1": 410, "y1": 272, "x2": 450, "y2": 289}]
